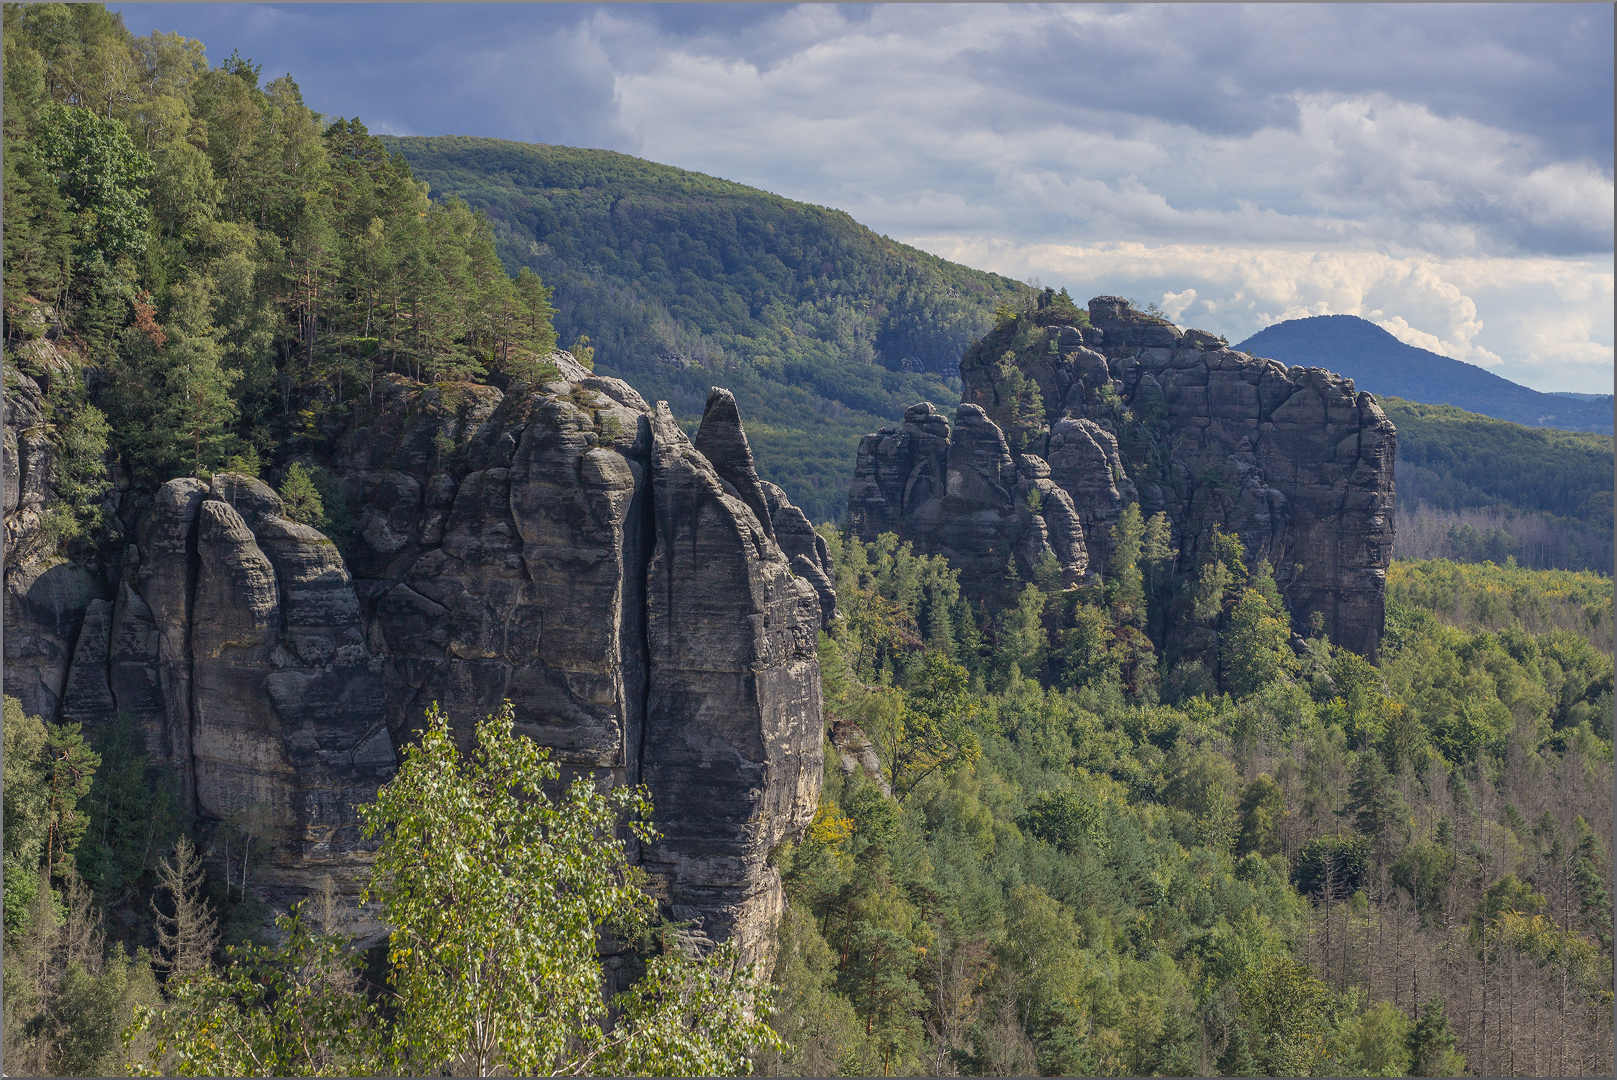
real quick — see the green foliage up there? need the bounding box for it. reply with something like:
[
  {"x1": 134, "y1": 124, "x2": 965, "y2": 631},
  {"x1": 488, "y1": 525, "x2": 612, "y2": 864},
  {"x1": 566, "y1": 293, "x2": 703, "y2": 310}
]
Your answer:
[
  {"x1": 42, "y1": 720, "x2": 101, "y2": 880},
  {"x1": 1234, "y1": 952, "x2": 1340, "y2": 1076},
  {"x1": 802, "y1": 535, "x2": 1612, "y2": 1073},
  {"x1": 38, "y1": 387, "x2": 111, "y2": 552},
  {"x1": 379, "y1": 134, "x2": 1023, "y2": 521},
  {"x1": 1387, "y1": 557, "x2": 1613, "y2": 650},
  {"x1": 359, "y1": 700, "x2": 780, "y2": 1075},
  {"x1": 1384, "y1": 397, "x2": 1613, "y2": 526},
  {"x1": 1235, "y1": 774, "x2": 1285, "y2": 857},
  {"x1": 34, "y1": 101, "x2": 152, "y2": 258},
  {"x1": 1221, "y1": 587, "x2": 1299, "y2": 697},
  {"x1": 51, "y1": 944, "x2": 160, "y2": 1077},
  {"x1": 277, "y1": 461, "x2": 326, "y2": 526},
  {"x1": 1469, "y1": 872, "x2": 1546, "y2": 940},
  {"x1": 3, "y1": 696, "x2": 52, "y2": 938},
  {"x1": 980, "y1": 350, "x2": 1045, "y2": 453},
  {"x1": 1292, "y1": 834, "x2": 1371, "y2": 899},
  {"x1": 1406, "y1": 997, "x2": 1466, "y2": 1076},
  {"x1": 869, "y1": 652, "x2": 982, "y2": 801},
  {"x1": 128, "y1": 902, "x2": 376, "y2": 1077},
  {"x1": 1018, "y1": 787, "x2": 1105, "y2": 853},
  {"x1": 76, "y1": 713, "x2": 186, "y2": 909},
  {"x1": 1330, "y1": 999, "x2": 1411, "y2": 1076},
  {"x1": 3, "y1": 11, "x2": 563, "y2": 491}
]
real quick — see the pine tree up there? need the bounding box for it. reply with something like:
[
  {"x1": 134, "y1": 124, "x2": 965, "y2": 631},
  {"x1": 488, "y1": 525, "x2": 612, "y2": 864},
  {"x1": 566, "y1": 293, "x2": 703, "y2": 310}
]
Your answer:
[
  {"x1": 43, "y1": 723, "x2": 100, "y2": 881},
  {"x1": 151, "y1": 835, "x2": 218, "y2": 980},
  {"x1": 278, "y1": 462, "x2": 327, "y2": 527},
  {"x1": 1406, "y1": 997, "x2": 1465, "y2": 1076},
  {"x1": 1216, "y1": 1023, "x2": 1256, "y2": 1076},
  {"x1": 1345, "y1": 749, "x2": 1405, "y2": 858},
  {"x1": 104, "y1": 273, "x2": 241, "y2": 481}
]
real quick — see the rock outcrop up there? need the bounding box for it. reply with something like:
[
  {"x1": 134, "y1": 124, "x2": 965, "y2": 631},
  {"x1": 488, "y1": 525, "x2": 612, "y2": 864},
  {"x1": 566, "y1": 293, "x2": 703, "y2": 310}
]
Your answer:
[
  {"x1": 852, "y1": 296, "x2": 1396, "y2": 657},
  {"x1": 4, "y1": 355, "x2": 830, "y2": 961},
  {"x1": 52, "y1": 473, "x2": 397, "y2": 915},
  {"x1": 326, "y1": 367, "x2": 827, "y2": 958},
  {"x1": 848, "y1": 401, "x2": 1089, "y2": 593}
]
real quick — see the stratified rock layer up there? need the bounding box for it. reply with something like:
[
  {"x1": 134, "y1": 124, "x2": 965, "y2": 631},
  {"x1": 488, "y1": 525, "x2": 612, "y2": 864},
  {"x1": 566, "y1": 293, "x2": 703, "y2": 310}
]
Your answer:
[
  {"x1": 852, "y1": 296, "x2": 1396, "y2": 657},
  {"x1": 330, "y1": 367, "x2": 826, "y2": 957},
  {"x1": 848, "y1": 401, "x2": 1090, "y2": 592},
  {"x1": 5, "y1": 357, "x2": 829, "y2": 960}
]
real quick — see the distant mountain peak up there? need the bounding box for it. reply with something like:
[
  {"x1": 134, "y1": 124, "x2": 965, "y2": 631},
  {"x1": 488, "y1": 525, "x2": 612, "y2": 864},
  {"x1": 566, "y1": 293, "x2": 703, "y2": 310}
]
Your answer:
[{"x1": 1235, "y1": 316, "x2": 1612, "y2": 434}]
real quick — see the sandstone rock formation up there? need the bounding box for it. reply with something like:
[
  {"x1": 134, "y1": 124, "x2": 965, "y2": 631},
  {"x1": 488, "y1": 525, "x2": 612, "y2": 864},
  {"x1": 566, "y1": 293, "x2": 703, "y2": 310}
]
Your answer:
[
  {"x1": 848, "y1": 401, "x2": 1089, "y2": 593},
  {"x1": 4, "y1": 355, "x2": 831, "y2": 961},
  {"x1": 52, "y1": 473, "x2": 397, "y2": 912},
  {"x1": 327, "y1": 366, "x2": 828, "y2": 958},
  {"x1": 851, "y1": 296, "x2": 1396, "y2": 657}
]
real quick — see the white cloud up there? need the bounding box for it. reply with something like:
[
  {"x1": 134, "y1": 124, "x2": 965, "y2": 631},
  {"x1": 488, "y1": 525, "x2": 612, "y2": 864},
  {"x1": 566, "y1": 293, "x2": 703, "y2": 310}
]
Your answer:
[
  {"x1": 903, "y1": 239, "x2": 1613, "y2": 393},
  {"x1": 116, "y1": 3, "x2": 1614, "y2": 393}
]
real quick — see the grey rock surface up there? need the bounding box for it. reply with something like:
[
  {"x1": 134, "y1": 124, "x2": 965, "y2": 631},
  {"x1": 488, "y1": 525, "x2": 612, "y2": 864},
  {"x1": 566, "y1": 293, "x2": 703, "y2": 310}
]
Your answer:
[
  {"x1": 326, "y1": 361, "x2": 829, "y2": 960},
  {"x1": 5, "y1": 349, "x2": 829, "y2": 962},
  {"x1": 854, "y1": 296, "x2": 1396, "y2": 657},
  {"x1": 848, "y1": 401, "x2": 1089, "y2": 593}
]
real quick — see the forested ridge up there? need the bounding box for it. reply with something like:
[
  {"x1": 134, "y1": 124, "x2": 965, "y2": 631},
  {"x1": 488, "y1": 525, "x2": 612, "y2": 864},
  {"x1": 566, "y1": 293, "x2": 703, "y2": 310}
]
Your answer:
[
  {"x1": 380, "y1": 134, "x2": 1024, "y2": 522},
  {"x1": 1383, "y1": 399, "x2": 1614, "y2": 573},
  {"x1": 3, "y1": 5, "x2": 1613, "y2": 1078}
]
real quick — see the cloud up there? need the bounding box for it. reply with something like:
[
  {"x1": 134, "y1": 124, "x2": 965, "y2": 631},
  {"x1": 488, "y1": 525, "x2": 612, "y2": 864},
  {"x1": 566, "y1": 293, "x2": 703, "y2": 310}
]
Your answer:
[
  {"x1": 111, "y1": 3, "x2": 1613, "y2": 392},
  {"x1": 903, "y1": 238, "x2": 1613, "y2": 392}
]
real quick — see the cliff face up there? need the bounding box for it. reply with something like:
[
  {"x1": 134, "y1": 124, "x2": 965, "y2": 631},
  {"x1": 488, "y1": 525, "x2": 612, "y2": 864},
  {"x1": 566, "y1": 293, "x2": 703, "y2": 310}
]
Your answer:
[
  {"x1": 850, "y1": 296, "x2": 1397, "y2": 658},
  {"x1": 4, "y1": 356, "x2": 829, "y2": 960},
  {"x1": 329, "y1": 362, "x2": 826, "y2": 956}
]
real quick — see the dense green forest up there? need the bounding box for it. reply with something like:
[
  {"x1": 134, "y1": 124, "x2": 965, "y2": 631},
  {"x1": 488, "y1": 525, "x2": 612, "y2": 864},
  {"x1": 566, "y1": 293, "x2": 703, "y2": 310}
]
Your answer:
[
  {"x1": 3, "y1": 3, "x2": 559, "y2": 511},
  {"x1": 760, "y1": 538, "x2": 1613, "y2": 1076},
  {"x1": 380, "y1": 135, "x2": 1025, "y2": 521},
  {"x1": 1382, "y1": 399, "x2": 1614, "y2": 573},
  {"x1": 3, "y1": 6, "x2": 1613, "y2": 1077}
]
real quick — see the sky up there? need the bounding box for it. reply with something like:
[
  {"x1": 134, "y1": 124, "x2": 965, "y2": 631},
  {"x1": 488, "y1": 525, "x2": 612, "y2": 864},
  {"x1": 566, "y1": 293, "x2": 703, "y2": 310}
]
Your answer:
[{"x1": 116, "y1": 3, "x2": 1615, "y2": 394}]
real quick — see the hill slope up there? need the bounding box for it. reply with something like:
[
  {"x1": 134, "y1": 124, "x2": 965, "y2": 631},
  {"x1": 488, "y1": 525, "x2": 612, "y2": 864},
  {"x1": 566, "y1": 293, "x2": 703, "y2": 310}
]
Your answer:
[
  {"x1": 1236, "y1": 314, "x2": 1613, "y2": 434},
  {"x1": 381, "y1": 136, "x2": 1024, "y2": 521},
  {"x1": 386, "y1": 139, "x2": 1611, "y2": 561},
  {"x1": 1381, "y1": 398, "x2": 1613, "y2": 571}
]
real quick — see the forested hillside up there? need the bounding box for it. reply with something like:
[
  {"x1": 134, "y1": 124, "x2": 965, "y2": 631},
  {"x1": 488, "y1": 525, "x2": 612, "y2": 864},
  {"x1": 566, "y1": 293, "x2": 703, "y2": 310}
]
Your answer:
[
  {"x1": 762, "y1": 534, "x2": 1613, "y2": 1076},
  {"x1": 1383, "y1": 399, "x2": 1614, "y2": 573},
  {"x1": 1236, "y1": 315, "x2": 1614, "y2": 434},
  {"x1": 380, "y1": 135, "x2": 1024, "y2": 521},
  {"x1": 3, "y1": 4, "x2": 558, "y2": 516},
  {"x1": 3, "y1": 7, "x2": 1613, "y2": 1078}
]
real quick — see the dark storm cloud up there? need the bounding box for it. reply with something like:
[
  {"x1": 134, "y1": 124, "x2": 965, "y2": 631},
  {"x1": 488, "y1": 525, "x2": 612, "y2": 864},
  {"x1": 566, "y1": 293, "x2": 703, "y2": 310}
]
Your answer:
[
  {"x1": 116, "y1": 4, "x2": 634, "y2": 147},
  {"x1": 115, "y1": 3, "x2": 1614, "y2": 162}
]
